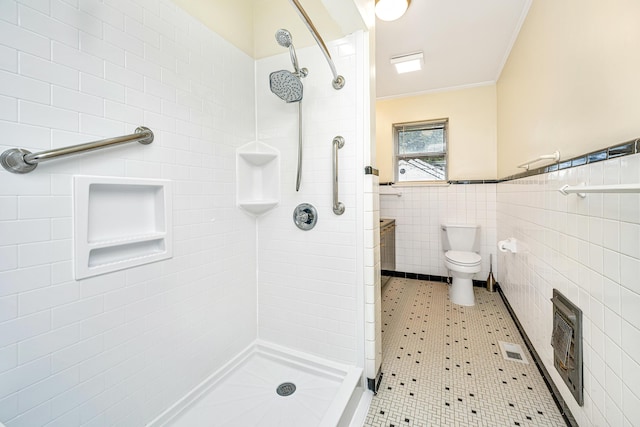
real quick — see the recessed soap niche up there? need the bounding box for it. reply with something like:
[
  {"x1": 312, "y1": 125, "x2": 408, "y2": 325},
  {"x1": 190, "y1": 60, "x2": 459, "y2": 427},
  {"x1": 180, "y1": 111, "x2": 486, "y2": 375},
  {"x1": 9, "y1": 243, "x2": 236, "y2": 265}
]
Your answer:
[{"x1": 74, "y1": 176, "x2": 173, "y2": 280}]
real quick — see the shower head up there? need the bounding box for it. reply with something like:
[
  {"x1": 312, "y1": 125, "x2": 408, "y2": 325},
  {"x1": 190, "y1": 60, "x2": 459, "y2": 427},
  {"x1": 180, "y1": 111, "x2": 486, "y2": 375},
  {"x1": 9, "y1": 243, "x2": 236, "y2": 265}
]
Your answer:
[
  {"x1": 275, "y1": 29, "x2": 293, "y2": 48},
  {"x1": 275, "y1": 29, "x2": 306, "y2": 77},
  {"x1": 269, "y1": 70, "x2": 303, "y2": 103}
]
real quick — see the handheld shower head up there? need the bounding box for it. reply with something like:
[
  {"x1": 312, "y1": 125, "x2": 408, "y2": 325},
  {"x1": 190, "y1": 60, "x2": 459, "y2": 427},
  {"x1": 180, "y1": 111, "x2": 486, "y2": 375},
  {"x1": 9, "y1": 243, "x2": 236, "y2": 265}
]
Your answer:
[
  {"x1": 269, "y1": 70, "x2": 303, "y2": 103},
  {"x1": 275, "y1": 29, "x2": 306, "y2": 77},
  {"x1": 275, "y1": 29, "x2": 292, "y2": 48}
]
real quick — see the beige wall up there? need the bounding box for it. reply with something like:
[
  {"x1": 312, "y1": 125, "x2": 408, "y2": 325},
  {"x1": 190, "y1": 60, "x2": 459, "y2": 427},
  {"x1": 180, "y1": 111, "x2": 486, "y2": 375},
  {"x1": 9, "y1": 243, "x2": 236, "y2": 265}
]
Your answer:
[
  {"x1": 376, "y1": 85, "x2": 498, "y2": 182},
  {"x1": 171, "y1": 0, "x2": 255, "y2": 56},
  {"x1": 497, "y1": 0, "x2": 640, "y2": 178},
  {"x1": 253, "y1": 0, "x2": 344, "y2": 59},
  {"x1": 171, "y1": 0, "x2": 346, "y2": 59}
]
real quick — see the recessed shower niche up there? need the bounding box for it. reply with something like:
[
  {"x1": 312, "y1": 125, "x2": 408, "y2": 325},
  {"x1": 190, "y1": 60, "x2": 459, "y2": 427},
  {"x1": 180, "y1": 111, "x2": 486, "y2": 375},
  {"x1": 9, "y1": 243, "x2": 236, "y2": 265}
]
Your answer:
[
  {"x1": 73, "y1": 176, "x2": 173, "y2": 280},
  {"x1": 236, "y1": 141, "x2": 280, "y2": 215}
]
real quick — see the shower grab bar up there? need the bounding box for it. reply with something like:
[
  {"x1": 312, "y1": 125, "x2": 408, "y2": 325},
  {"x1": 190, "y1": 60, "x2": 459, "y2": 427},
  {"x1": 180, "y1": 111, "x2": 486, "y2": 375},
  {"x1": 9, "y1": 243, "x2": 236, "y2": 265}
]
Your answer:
[
  {"x1": 289, "y1": 0, "x2": 345, "y2": 90},
  {"x1": 333, "y1": 136, "x2": 345, "y2": 215},
  {"x1": 558, "y1": 182, "x2": 640, "y2": 198},
  {"x1": 380, "y1": 192, "x2": 402, "y2": 197},
  {"x1": 0, "y1": 126, "x2": 154, "y2": 174},
  {"x1": 517, "y1": 150, "x2": 560, "y2": 170}
]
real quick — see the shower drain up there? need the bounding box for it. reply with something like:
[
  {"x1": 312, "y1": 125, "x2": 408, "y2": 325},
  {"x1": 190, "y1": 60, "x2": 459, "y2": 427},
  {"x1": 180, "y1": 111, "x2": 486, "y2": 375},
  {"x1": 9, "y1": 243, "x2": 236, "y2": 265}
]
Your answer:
[{"x1": 276, "y1": 382, "x2": 296, "y2": 397}]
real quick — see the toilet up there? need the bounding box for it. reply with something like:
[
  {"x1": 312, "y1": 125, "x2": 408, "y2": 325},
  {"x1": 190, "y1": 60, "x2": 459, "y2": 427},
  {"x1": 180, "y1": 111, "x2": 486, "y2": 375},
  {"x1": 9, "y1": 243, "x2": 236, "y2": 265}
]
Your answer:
[{"x1": 441, "y1": 224, "x2": 482, "y2": 306}]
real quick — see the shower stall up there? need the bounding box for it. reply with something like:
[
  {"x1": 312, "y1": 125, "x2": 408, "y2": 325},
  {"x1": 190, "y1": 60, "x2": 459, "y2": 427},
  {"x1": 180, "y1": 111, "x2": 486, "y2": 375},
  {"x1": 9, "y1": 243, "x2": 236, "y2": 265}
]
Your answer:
[{"x1": 151, "y1": 5, "x2": 374, "y2": 425}]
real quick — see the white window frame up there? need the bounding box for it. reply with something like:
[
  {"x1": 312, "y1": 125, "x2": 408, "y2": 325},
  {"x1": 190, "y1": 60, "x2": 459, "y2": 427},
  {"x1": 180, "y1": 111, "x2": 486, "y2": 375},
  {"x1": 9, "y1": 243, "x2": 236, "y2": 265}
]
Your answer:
[{"x1": 393, "y1": 118, "x2": 448, "y2": 183}]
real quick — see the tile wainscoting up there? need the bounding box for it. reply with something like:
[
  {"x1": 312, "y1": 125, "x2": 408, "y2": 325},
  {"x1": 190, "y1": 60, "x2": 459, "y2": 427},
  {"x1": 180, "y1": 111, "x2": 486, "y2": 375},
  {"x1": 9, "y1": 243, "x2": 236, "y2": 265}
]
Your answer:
[
  {"x1": 379, "y1": 183, "x2": 498, "y2": 282},
  {"x1": 498, "y1": 152, "x2": 640, "y2": 426}
]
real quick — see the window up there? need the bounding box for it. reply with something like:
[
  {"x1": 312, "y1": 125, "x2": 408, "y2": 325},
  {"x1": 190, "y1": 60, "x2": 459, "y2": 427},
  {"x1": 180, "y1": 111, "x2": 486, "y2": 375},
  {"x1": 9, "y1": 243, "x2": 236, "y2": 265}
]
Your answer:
[{"x1": 394, "y1": 118, "x2": 448, "y2": 182}]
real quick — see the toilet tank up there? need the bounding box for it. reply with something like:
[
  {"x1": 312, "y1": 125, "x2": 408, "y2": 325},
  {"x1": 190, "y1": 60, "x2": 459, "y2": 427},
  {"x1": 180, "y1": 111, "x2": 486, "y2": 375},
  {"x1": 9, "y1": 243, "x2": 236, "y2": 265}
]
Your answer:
[{"x1": 441, "y1": 224, "x2": 480, "y2": 252}]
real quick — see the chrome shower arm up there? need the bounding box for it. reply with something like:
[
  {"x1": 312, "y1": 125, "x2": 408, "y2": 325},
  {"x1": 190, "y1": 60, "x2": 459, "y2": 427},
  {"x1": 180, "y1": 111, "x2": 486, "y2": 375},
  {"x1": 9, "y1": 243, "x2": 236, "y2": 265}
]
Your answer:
[{"x1": 289, "y1": 0, "x2": 345, "y2": 90}]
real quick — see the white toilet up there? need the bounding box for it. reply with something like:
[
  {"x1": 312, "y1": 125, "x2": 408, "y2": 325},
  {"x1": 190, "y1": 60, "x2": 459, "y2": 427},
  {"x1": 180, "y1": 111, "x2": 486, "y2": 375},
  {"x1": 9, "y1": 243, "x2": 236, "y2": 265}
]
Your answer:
[{"x1": 441, "y1": 224, "x2": 482, "y2": 306}]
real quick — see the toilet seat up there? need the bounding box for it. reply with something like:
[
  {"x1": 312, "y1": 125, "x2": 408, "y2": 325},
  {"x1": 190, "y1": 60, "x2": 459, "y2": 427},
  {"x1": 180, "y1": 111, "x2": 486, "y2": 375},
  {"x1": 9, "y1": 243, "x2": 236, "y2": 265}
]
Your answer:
[{"x1": 445, "y1": 250, "x2": 481, "y2": 267}]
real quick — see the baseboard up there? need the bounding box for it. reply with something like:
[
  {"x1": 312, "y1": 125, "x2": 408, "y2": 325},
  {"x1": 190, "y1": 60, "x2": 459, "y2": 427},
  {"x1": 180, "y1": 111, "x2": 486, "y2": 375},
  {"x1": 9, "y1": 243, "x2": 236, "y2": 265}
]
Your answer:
[
  {"x1": 381, "y1": 270, "x2": 488, "y2": 288},
  {"x1": 496, "y1": 285, "x2": 577, "y2": 427}
]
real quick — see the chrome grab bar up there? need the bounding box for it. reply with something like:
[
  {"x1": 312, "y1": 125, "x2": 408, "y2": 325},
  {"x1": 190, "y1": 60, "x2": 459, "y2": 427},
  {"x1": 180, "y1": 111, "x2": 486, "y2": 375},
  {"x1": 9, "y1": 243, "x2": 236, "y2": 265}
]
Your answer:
[
  {"x1": 289, "y1": 0, "x2": 345, "y2": 90},
  {"x1": 0, "y1": 126, "x2": 154, "y2": 174},
  {"x1": 332, "y1": 136, "x2": 345, "y2": 215}
]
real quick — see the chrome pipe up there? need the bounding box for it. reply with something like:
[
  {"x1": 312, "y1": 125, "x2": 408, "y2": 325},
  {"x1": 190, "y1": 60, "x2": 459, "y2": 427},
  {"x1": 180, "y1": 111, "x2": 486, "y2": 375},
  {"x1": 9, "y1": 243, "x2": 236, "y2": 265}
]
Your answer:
[
  {"x1": 332, "y1": 136, "x2": 345, "y2": 215},
  {"x1": 0, "y1": 127, "x2": 154, "y2": 174},
  {"x1": 296, "y1": 101, "x2": 303, "y2": 191},
  {"x1": 289, "y1": 0, "x2": 345, "y2": 90}
]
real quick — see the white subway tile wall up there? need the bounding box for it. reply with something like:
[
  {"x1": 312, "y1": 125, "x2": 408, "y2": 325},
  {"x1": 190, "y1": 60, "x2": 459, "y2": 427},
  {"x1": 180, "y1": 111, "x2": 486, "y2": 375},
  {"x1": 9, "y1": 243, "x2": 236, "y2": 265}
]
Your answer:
[
  {"x1": 364, "y1": 173, "x2": 381, "y2": 379},
  {"x1": 379, "y1": 183, "x2": 498, "y2": 280},
  {"x1": 498, "y1": 154, "x2": 640, "y2": 426},
  {"x1": 255, "y1": 33, "x2": 366, "y2": 366},
  {"x1": 0, "y1": 0, "x2": 258, "y2": 425}
]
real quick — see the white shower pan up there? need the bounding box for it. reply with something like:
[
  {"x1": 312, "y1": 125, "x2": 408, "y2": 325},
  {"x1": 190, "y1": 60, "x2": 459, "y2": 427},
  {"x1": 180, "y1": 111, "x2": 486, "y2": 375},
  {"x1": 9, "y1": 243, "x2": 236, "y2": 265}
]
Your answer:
[{"x1": 148, "y1": 341, "x2": 363, "y2": 427}]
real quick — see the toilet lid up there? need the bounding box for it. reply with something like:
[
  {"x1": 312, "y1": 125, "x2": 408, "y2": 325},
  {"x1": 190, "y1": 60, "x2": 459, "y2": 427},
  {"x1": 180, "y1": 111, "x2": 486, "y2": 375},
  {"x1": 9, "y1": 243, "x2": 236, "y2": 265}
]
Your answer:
[{"x1": 446, "y1": 251, "x2": 481, "y2": 266}]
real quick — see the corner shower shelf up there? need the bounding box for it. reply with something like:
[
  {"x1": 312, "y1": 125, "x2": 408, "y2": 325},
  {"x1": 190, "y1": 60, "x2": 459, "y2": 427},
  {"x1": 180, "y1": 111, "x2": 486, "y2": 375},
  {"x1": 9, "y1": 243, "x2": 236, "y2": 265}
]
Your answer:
[
  {"x1": 237, "y1": 141, "x2": 280, "y2": 216},
  {"x1": 238, "y1": 200, "x2": 280, "y2": 215},
  {"x1": 239, "y1": 152, "x2": 278, "y2": 166}
]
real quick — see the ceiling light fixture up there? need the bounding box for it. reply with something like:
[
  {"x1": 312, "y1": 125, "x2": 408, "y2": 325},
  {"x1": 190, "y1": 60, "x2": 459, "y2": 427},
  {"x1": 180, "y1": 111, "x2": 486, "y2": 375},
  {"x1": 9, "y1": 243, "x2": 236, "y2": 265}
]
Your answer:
[
  {"x1": 375, "y1": 0, "x2": 410, "y2": 22},
  {"x1": 390, "y1": 52, "x2": 423, "y2": 74}
]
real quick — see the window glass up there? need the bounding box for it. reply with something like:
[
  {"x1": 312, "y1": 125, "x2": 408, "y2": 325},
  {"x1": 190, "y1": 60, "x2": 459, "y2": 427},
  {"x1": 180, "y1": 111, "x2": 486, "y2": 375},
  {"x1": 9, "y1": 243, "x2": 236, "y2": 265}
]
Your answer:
[
  {"x1": 394, "y1": 119, "x2": 448, "y2": 182},
  {"x1": 398, "y1": 128, "x2": 445, "y2": 154}
]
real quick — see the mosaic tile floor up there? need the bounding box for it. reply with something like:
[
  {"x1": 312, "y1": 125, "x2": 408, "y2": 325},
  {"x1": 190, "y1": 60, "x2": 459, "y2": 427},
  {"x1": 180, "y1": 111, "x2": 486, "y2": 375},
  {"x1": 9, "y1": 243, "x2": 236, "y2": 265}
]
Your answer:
[{"x1": 364, "y1": 278, "x2": 567, "y2": 427}]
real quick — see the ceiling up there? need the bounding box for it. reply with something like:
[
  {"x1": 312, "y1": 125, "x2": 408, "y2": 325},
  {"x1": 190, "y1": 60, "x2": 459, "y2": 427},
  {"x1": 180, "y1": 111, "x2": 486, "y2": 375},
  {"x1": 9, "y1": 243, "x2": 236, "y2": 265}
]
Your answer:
[{"x1": 376, "y1": 0, "x2": 531, "y2": 99}]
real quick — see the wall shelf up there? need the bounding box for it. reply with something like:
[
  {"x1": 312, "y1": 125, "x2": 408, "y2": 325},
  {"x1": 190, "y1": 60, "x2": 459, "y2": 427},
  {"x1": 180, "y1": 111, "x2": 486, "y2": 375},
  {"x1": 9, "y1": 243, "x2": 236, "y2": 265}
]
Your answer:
[{"x1": 237, "y1": 141, "x2": 280, "y2": 216}]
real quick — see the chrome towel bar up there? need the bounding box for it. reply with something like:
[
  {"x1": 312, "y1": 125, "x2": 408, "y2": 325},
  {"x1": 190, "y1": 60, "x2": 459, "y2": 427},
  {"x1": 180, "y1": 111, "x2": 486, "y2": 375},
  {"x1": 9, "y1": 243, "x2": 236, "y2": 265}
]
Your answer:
[
  {"x1": 333, "y1": 136, "x2": 345, "y2": 215},
  {"x1": 1, "y1": 126, "x2": 154, "y2": 174},
  {"x1": 558, "y1": 182, "x2": 640, "y2": 198}
]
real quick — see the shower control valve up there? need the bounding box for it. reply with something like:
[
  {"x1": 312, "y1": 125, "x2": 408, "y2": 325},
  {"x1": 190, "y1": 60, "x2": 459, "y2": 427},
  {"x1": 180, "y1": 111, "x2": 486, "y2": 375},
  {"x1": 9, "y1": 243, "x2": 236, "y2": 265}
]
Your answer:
[{"x1": 293, "y1": 203, "x2": 318, "y2": 231}]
